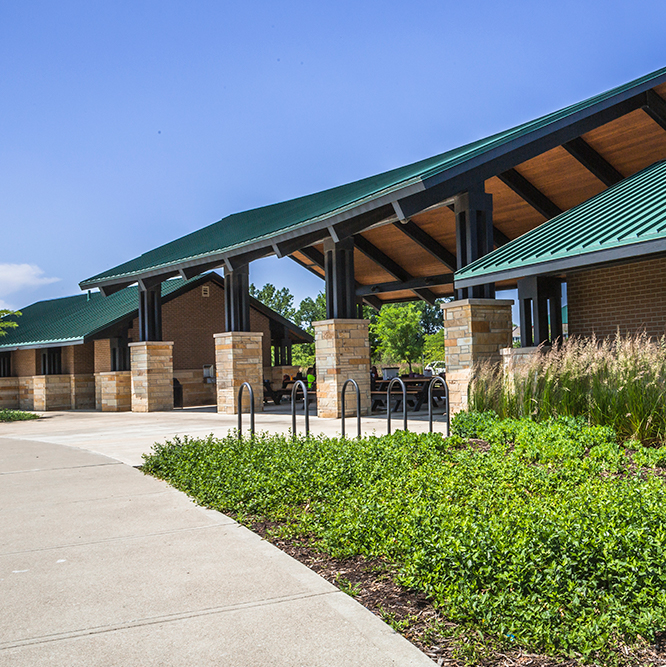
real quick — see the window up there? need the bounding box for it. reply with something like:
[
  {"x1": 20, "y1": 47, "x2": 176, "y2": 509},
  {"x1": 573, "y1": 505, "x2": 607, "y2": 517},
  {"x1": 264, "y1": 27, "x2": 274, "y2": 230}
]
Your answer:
[
  {"x1": 41, "y1": 348, "x2": 62, "y2": 375},
  {"x1": 202, "y1": 285, "x2": 210, "y2": 297},
  {"x1": 0, "y1": 352, "x2": 10, "y2": 378},
  {"x1": 110, "y1": 338, "x2": 130, "y2": 372}
]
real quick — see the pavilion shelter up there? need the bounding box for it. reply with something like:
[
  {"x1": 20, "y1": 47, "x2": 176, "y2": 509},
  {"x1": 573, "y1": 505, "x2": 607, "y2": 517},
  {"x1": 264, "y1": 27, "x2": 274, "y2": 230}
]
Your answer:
[
  {"x1": 454, "y1": 159, "x2": 666, "y2": 353},
  {"x1": 80, "y1": 66, "x2": 666, "y2": 417},
  {"x1": 0, "y1": 273, "x2": 311, "y2": 412}
]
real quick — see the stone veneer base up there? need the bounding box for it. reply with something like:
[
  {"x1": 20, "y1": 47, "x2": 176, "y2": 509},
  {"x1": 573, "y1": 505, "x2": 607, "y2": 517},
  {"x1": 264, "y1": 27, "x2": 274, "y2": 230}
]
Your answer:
[
  {"x1": 214, "y1": 332, "x2": 264, "y2": 415},
  {"x1": 129, "y1": 342, "x2": 174, "y2": 412},
  {"x1": 441, "y1": 299, "x2": 513, "y2": 414},
  {"x1": 313, "y1": 319, "x2": 371, "y2": 419}
]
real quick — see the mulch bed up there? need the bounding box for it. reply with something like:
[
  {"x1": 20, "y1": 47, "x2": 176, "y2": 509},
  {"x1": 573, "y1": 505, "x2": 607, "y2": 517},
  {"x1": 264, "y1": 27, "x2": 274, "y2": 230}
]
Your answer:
[{"x1": 247, "y1": 517, "x2": 666, "y2": 667}]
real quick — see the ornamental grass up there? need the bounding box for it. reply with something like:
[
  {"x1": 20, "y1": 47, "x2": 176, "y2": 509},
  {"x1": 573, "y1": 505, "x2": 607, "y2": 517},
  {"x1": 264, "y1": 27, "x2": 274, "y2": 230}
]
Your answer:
[{"x1": 470, "y1": 332, "x2": 666, "y2": 443}]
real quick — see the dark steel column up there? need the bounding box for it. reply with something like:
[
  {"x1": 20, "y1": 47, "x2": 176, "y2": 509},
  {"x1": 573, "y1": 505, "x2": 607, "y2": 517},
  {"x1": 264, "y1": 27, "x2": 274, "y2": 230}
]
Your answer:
[
  {"x1": 517, "y1": 276, "x2": 563, "y2": 346},
  {"x1": 224, "y1": 265, "x2": 251, "y2": 332},
  {"x1": 454, "y1": 186, "x2": 495, "y2": 300},
  {"x1": 138, "y1": 284, "x2": 162, "y2": 341},
  {"x1": 324, "y1": 237, "x2": 357, "y2": 319}
]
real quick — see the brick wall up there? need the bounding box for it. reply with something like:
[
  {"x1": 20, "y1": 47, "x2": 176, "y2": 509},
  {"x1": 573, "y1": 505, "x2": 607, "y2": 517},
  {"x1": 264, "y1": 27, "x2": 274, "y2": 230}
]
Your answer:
[
  {"x1": 162, "y1": 280, "x2": 225, "y2": 370},
  {"x1": 568, "y1": 256, "x2": 666, "y2": 338},
  {"x1": 62, "y1": 343, "x2": 94, "y2": 374},
  {"x1": 158, "y1": 279, "x2": 273, "y2": 370},
  {"x1": 94, "y1": 339, "x2": 112, "y2": 373},
  {"x1": 13, "y1": 349, "x2": 38, "y2": 376}
]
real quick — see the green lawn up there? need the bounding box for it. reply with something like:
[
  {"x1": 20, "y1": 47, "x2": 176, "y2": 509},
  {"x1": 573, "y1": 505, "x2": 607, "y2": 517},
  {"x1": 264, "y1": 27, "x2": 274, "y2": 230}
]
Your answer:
[{"x1": 142, "y1": 413, "x2": 666, "y2": 663}]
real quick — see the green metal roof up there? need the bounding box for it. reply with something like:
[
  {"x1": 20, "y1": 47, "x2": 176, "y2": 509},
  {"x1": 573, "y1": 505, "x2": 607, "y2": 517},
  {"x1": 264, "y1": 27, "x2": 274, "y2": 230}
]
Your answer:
[
  {"x1": 454, "y1": 160, "x2": 666, "y2": 288},
  {"x1": 0, "y1": 278, "x2": 197, "y2": 350},
  {"x1": 0, "y1": 275, "x2": 313, "y2": 350},
  {"x1": 80, "y1": 66, "x2": 666, "y2": 290}
]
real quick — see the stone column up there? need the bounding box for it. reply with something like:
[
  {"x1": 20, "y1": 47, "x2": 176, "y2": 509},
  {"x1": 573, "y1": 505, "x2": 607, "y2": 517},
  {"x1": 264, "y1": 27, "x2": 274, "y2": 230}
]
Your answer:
[
  {"x1": 96, "y1": 371, "x2": 131, "y2": 411},
  {"x1": 129, "y1": 341, "x2": 174, "y2": 412},
  {"x1": 33, "y1": 375, "x2": 72, "y2": 411},
  {"x1": 313, "y1": 319, "x2": 371, "y2": 419},
  {"x1": 441, "y1": 298, "x2": 513, "y2": 413},
  {"x1": 214, "y1": 332, "x2": 263, "y2": 414},
  {"x1": 0, "y1": 377, "x2": 19, "y2": 410}
]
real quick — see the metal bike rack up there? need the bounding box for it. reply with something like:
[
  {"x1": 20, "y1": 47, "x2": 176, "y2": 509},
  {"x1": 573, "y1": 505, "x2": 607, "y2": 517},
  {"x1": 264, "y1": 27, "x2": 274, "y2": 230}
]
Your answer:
[
  {"x1": 340, "y1": 378, "x2": 361, "y2": 439},
  {"x1": 386, "y1": 377, "x2": 408, "y2": 434},
  {"x1": 237, "y1": 382, "x2": 255, "y2": 437},
  {"x1": 291, "y1": 379, "x2": 310, "y2": 437},
  {"x1": 427, "y1": 376, "x2": 450, "y2": 436}
]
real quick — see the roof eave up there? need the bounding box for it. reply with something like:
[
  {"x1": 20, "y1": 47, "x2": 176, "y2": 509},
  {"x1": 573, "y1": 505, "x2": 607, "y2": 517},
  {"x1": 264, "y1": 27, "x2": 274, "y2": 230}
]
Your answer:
[{"x1": 454, "y1": 238, "x2": 666, "y2": 288}]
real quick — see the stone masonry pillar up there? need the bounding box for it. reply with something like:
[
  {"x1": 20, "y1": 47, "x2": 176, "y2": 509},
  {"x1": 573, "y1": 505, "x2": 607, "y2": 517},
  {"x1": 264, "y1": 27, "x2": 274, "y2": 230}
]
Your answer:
[
  {"x1": 313, "y1": 319, "x2": 371, "y2": 419},
  {"x1": 214, "y1": 332, "x2": 263, "y2": 414},
  {"x1": 129, "y1": 341, "x2": 174, "y2": 412},
  {"x1": 441, "y1": 298, "x2": 513, "y2": 414}
]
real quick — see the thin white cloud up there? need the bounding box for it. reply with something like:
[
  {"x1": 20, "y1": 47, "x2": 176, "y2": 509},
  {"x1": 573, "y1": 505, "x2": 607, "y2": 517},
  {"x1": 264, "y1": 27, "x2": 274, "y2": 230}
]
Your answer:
[{"x1": 0, "y1": 264, "x2": 60, "y2": 299}]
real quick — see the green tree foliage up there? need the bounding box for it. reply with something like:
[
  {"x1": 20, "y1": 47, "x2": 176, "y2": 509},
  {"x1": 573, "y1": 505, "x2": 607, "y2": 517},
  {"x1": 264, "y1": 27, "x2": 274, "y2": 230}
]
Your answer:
[
  {"x1": 423, "y1": 329, "x2": 446, "y2": 363},
  {"x1": 372, "y1": 303, "x2": 423, "y2": 372},
  {"x1": 249, "y1": 283, "x2": 296, "y2": 321},
  {"x1": 292, "y1": 292, "x2": 327, "y2": 367},
  {"x1": 0, "y1": 310, "x2": 20, "y2": 337},
  {"x1": 294, "y1": 292, "x2": 326, "y2": 331}
]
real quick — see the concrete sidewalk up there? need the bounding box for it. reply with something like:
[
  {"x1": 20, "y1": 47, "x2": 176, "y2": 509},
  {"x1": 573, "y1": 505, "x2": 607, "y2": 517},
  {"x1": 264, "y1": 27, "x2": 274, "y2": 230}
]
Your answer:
[{"x1": 0, "y1": 417, "x2": 436, "y2": 665}]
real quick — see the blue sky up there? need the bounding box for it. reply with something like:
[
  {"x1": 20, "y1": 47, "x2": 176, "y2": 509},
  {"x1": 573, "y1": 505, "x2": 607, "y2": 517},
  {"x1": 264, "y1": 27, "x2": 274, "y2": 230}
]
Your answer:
[{"x1": 1, "y1": 1, "x2": 665, "y2": 312}]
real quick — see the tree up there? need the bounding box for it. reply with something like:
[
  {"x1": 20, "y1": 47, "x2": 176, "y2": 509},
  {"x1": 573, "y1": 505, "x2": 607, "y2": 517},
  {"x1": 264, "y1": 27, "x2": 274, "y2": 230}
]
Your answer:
[
  {"x1": 292, "y1": 292, "x2": 326, "y2": 367},
  {"x1": 294, "y1": 292, "x2": 326, "y2": 331},
  {"x1": 423, "y1": 330, "x2": 446, "y2": 364},
  {"x1": 249, "y1": 283, "x2": 295, "y2": 321},
  {"x1": 0, "y1": 310, "x2": 20, "y2": 337},
  {"x1": 372, "y1": 303, "x2": 424, "y2": 372}
]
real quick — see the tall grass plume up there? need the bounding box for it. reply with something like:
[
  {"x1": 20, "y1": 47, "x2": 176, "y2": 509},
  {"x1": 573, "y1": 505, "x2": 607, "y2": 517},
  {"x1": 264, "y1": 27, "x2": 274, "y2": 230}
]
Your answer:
[{"x1": 470, "y1": 332, "x2": 666, "y2": 443}]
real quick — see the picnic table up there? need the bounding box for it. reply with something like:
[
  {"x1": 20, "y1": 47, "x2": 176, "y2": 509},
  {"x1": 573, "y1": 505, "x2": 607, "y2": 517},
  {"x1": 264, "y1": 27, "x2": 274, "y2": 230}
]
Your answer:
[
  {"x1": 371, "y1": 376, "x2": 446, "y2": 413},
  {"x1": 263, "y1": 379, "x2": 316, "y2": 405}
]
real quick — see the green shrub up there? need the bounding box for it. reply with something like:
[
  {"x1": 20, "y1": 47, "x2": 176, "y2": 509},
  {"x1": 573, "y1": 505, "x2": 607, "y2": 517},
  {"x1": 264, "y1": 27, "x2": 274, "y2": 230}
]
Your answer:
[
  {"x1": 470, "y1": 333, "x2": 666, "y2": 443},
  {"x1": 0, "y1": 409, "x2": 39, "y2": 422},
  {"x1": 450, "y1": 409, "x2": 498, "y2": 439},
  {"x1": 143, "y1": 423, "x2": 666, "y2": 661}
]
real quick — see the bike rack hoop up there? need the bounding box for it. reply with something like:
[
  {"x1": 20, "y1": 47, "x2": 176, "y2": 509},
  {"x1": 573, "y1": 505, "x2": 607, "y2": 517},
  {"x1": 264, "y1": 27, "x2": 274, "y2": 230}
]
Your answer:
[
  {"x1": 291, "y1": 379, "x2": 310, "y2": 438},
  {"x1": 427, "y1": 376, "x2": 450, "y2": 436},
  {"x1": 386, "y1": 377, "x2": 408, "y2": 434},
  {"x1": 237, "y1": 382, "x2": 255, "y2": 437},
  {"x1": 341, "y1": 378, "x2": 361, "y2": 439}
]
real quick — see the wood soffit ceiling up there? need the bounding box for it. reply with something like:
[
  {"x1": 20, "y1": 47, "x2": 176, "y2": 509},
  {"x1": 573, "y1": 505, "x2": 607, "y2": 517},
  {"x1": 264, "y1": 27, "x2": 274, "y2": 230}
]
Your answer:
[{"x1": 294, "y1": 89, "x2": 666, "y2": 303}]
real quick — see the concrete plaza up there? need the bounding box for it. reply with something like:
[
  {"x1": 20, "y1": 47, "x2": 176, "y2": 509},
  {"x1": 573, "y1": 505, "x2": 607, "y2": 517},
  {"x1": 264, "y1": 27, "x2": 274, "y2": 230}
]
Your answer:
[{"x1": 0, "y1": 409, "x2": 439, "y2": 666}]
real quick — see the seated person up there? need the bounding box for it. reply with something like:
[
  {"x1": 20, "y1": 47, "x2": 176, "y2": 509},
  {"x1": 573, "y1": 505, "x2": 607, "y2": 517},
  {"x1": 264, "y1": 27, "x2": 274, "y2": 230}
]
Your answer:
[
  {"x1": 282, "y1": 374, "x2": 291, "y2": 389},
  {"x1": 370, "y1": 365, "x2": 379, "y2": 390},
  {"x1": 306, "y1": 367, "x2": 316, "y2": 389}
]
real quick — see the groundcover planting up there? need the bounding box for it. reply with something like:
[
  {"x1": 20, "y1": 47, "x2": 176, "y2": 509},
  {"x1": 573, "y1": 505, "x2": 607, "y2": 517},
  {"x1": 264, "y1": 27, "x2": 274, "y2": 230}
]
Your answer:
[
  {"x1": 0, "y1": 409, "x2": 38, "y2": 422},
  {"x1": 142, "y1": 414, "x2": 666, "y2": 663}
]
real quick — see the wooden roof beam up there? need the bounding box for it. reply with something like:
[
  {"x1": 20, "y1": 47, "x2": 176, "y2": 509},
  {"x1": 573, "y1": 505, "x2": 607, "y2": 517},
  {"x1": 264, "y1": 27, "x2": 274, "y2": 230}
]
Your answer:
[
  {"x1": 352, "y1": 235, "x2": 438, "y2": 304},
  {"x1": 355, "y1": 273, "x2": 453, "y2": 296},
  {"x1": 498, "y1": 168, "x2": 563, "y2": 219},
  {"x1": 562, "y1": 137, "x2": 624, "y2": 187},
  {"x1": 645, "y1": 89, "x2": 666, "y2": 132},
  {"x1": 392, "y1": 220, "x2": 457, "y2": 272}
]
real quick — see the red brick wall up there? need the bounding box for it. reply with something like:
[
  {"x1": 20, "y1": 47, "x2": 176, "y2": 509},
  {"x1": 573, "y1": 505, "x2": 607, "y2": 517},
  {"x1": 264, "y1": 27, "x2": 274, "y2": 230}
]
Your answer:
[
  {"x1": 62, "y1": 343, "x2": 94, "y2": 374},
  {"x1": 568, "y1": 256, "x2": 666, "y2": 338},
  {"x1": 13, "y1": 349, "x2": 38, "y2": 376},
  {"x1": 157, "y1": 280, "x2": 273, "y2": 371},
  {"x1": 94, "y1": 339, "x2": 112, "y2": 373}
]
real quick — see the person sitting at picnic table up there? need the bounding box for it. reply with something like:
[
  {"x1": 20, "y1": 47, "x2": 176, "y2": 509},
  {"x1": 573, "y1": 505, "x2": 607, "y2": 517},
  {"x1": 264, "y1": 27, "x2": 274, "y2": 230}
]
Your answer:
[
  {"x1": 370, "y1": 365, "x2": 379, "y2": 390},
  {"x1": 281, "y1": 374, "x2": 291, "y2": 389},
  {"x1": 295, "y1": 370, "x2": 304, "y2": 381},
  {"x1": 306, "y1": 367, "x2": 316, "y2": 389}
]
